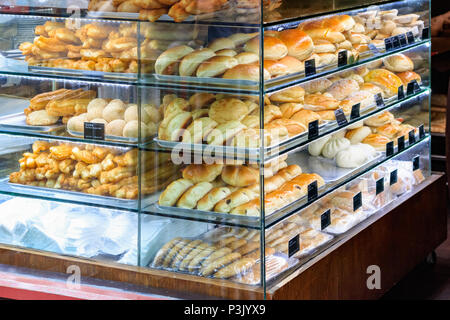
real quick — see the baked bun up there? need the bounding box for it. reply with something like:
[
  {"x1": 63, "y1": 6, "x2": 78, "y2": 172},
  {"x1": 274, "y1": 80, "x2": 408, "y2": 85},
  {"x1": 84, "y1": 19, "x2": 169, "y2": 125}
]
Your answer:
[
  {"x1": 197, "y1": 56, "x2": 238, "y2": 78},
  {"x1": 216, "y1": 49, "x2": 237, "y2": 57},
  {"x1": 197, "y1": 187, "x2": 232, "y2": 211},
  {"x1": 396, "y1": 71, "x2": 422, "y2": 86},
  {"x1": 362, "y1": 133, "x2": 392, "y2": 151},
  {"x1": 341, "y1": 90, "x2": 375, "y2": 110},
  {"x1": 321, "y1": 136, "x2": 351, "y2": 159},
  {"x1": 106, "y1": 119, "x2": 127, "y2": 136},
  {"x1": 155, "y1": 45, "x2": 194, "y2": 74},
  {"x1": 270, "y1": 118, "x2": 307, "y2": 136},
  {"x1": 182, "y1": 117, "x2": 218, "y2": 143},
  {"x1": 290, "y1": 109, "x2": 321, "y2": 127},
  {"x1": 244, "y1": 36, "x2": 288, "y2": 60},
  {"x1": 364, "y1": 111, "x2": 395, "y2": 127},
  {"x1": 221, "y1": 165, "x2": 259, "y2": 187},
  {"x1": 102, "y1": 100, "x2": 126, "y2": 122},
  {"x1": 189, "y1": 93, "x2": 216, "y2": 109},
  {"x1": 206, "y1": 120, "x2": 246, "y2": 145},
  {"x1": 234, "y1": 52, "x2": 259, "y2": 65},
  {"x1": 313, "y1": 39, "x2": 336, "y2": 53},
  {"x1": 279, "y1": 103, "x2": 303, "y2": 119},
  {"x1": 26, "y1": 110, "x2": 59, "y2": 126},
  {"x1": 301, "y1": 78, "x2": 333, "y2": 93},
  {"x1": 270, "y1": 85, "x2": 305, "y2": 103},
  {"x1": 383, "y1": 54, "x2": 414, "y2": 72},
  {"x1": 228, "y1": 32, "x2": 259, "y2": 46},
  {"x1": 325, "y1": 79, "x2": 359, "y2": 100},
  {"x1": 299, "y1": 24, "x2": 345, "y2": 43},
  {"x1": 278, "y1": 29, "x2": 314, "y2": 60},
  {"x1": 264, "y1": 56, "x2": 304, "y2": 77},
  {"x1": 159, "y1": 179, "x2": 194, "y2": 206},
  {"x1": 345, "y1": 126, "x2": 372, "y2": 144},
  {"x1": 209, "y1": 98, "x2": 249, "y2": 123},
  {"x1": 208, "y1": 37, "x2": 236, "y2": 52},
  {"x1": 182, "y1": 164, "x2": 224, "y2": 183},
  {"x1": 179, "y1": 48, "x2": 216, "y2": 77},
  {"x1": 363, "y1": 69, "x2": 403, "y2": 97},
  {"x1": 375, "y1": 123, "x2": 400, "y2": 139},
  {"x1": 359, "y1": 83, "x2": 384, "y2": 96},
  {"x1": 222, "y1": 63, "x2": 271, "y2": 81},
  {"x1": 303, "y1": 93, "x2": 340, "y2": 111}
]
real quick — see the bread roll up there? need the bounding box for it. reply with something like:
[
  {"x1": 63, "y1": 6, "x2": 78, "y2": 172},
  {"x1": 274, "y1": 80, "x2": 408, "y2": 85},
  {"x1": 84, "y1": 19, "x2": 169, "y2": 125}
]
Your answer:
[
  {"x1": 159, "y1": 179, "x2": 194, "y2": 206},
  {"x1": 301, "y1": 78, "x2": 333, "y2": 93},
  {"x1": 290, "y1": 109, "x2": 321, "y2": 127},
  {"x1": 363, "y1": 69, "x2": 403, "y2": 97},
  {"x1": 179, "y1": 48, "x2": 216, "y2": 77},
  {"x1": 208, "y1": 98, "x2": 249, "y2": 123},
  {"x1": 102, "y1": 99, "x2": 126, "y2": 122},
  {"x1": 197, "y1": 56, "x2": 238, "y2": 78},
  {"x1": 155, "y1": 45, "x2": 194, "y2": 74},
  {"x1": 364, "y1": 111, "x2": 395, "y2": 127},
  {"x1": 383, "y1": 54, "x2": 414, "y2": 72},
  {"x1": 215, "y1": 49, "x2": 237, "y2": 57},
  {"x1": 244, "y1": 36, "x2": 288, "y2": 60},
  {"x1": 345, "y1": 126, "x2": 372, "y2": 144},
  {"x1": 222, "y1": 63, "x2": 271, "y2": 81},
  {"x1": 197, "y1": 187, "x2": 232, "y2": 211},
  {"x1": 361, "y1": 133, "x2": 392, "y2": 151},
  {"x1": 269, "y1": 118, "x2": 307, "y2": 136},
  {"x1": 221, "y1": 165, "x2": 259, "y2": 187},
  {"x1": 182, "y1": 117, "x2": 217, "y2": 143},
  {"x1": 325, "y1": 79, "x2": 360, "y2": 100},
  {"x1": 270, "y1": 86, "x2": 305, "y2": 103},
  {"x1": 206, "y1": 120, "x2": 246, "y2": 145},
  {"x1": 234, "y1": 52, "x2": 259, "y2": 65},
  {"x1": 106, "y1": 119, "x2": 126, "y2": 136},
  {"x1": 208, "y1": 37, "x2": 236, "y2": 52},
  {"x1": 396, "y1": 71, "x2": 422, "y2": 86},
  {"x1": 177, "y1": 182, "x2": 214, "y2": 209},
  {"x1": 278, "y1": 29, "x2": 314, "y2": 60},
  {"x1": 182, "y1": 164, "x2": 224, "y2": 183},
  {"x1": 279, "y1": 103, "x2": 303, "y2": 119},
  {"x1": 303, "y1": 93, "x2": 340, "y2": 111}
]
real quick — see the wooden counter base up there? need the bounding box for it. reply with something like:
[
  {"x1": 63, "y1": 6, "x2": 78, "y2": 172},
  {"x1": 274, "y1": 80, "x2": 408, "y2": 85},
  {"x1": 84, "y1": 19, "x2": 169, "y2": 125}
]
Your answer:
[{"x1": 0, "y1": 174, "x2": 447, "y2": 300}]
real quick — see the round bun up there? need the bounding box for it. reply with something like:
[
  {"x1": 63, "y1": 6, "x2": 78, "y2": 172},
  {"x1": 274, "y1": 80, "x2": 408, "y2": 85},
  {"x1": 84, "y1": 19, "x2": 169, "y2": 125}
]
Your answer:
[
  {"x1": 363, "y1": 69, "x2": 403, "y2": 97},
  {"x1": 383, "y1": 54, "x2": 414, "y2": 72},
  {"x1": 278, "y1": 29, "x2": 314, "y2": 60},
  {"x1": 106, "y1": 119, "x2": 126, "y2": 136},
  {"x1": 208, "y1": 98, "x2": 249, "y2": 123},
  {"x1": 155, "y1": 45, "x2": 194, "y2": 75},
  {"x1": 244, "y1": 36, "x2": 288, "y2": 60},
  {"x1": 396, "y1": 71, "x2": 422, "y2": 86},
  {"x1": 336, "y1": 144, "x2": 373, "y2": 168},
  {"x1": 90, "y1": 118, "x2": 108, "y2": 126},
  {"x1": 142, "y1": 104, "x2": 162, "y2": 123},
  {"x1": 270, "y1": 85, "x2": 305, "y2": 103},
  {"x1": 228, "y1": 32, "x2": 258, "y2": 46},
  {"x1": 215, "y1": 49, "x2": 237, "y2": 57},
  {"x1": 234, "y1": 52, "x2": 259, "y2": 65},
  {"x1": 290, "y1": 109, "x2": 321, "y2": 127},
  {"x1": 196, "y1": 56, "x2": 238, "y2": 78},
  {"x1": 325, "y1": 79, "x2": 360, "y2": 100},
  {"x1": 179, "y1": 48, "x2": 216, "y2": 77},
  {"x1": 308, "y1": 135, "x2": 331, "y2": 156},
  {"x1": 364, "y1": 111, "x2": 395, "y2": 127},
  {"x1": 313, "y1": 39, "x2": 337, "y2": 53},
  {"x1": 361, "y1": 133, "x2": 392, "y2": 151},
  {"x1": 303, "y1": 93, "x2": 340, "y2": 111},
  {"x1": 302, "y1": 78, "x2": 333, "y2": 93},
  {"x1": 221, "y1": 165, "x2": 259, "y2": 187},
  {"x1": 102, "y1": 100, "x2": 126, "y2": 122},
  {"x1": 222, "y1": 63, "x2": 271, "y2": 81},
  {"x1": 345, "y1": 126, "x2": 372, "y2": 144}
]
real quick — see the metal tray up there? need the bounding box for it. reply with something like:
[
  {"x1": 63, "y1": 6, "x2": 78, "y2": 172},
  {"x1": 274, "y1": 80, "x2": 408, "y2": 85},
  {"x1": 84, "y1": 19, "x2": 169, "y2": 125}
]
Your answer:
[
  {"x1": 28, "y1": 65, "x2": 138, "y2": 81},
  {"x1": 0, "y1": 112, "x2": 65, "y2": 133}
]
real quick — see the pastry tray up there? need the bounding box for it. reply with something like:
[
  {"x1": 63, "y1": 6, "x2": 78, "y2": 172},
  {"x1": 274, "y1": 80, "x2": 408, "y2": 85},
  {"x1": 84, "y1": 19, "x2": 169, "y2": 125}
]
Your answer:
[
  {"x1": 28, "y1": 65, "x2": 138, "y2": 81},
  {"x1": 0, "y1": 112, "x2": 65, "y2": 133},
  {"x1": 4, "y1": 178, "x2": 152, "y2": 208},
  {"x1": 153, "y1": 121, "x2": 331, "y2": 159}
]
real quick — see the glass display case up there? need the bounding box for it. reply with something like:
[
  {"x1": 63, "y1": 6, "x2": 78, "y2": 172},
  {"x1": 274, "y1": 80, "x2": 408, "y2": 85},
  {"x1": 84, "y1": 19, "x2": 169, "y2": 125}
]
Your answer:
[{"x1": 0, "y1": 0, "x2": 433, "y2": 299}]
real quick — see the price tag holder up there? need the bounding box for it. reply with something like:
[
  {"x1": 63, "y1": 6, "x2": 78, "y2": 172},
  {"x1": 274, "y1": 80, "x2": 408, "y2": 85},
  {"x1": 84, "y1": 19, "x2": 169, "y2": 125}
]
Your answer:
[
  {"x1": 392, "y1": 35, "x2": 401, "y2": 49},
  {"x1": 338, "y1": 50, "x2": 348, "y2": 67},
  {"x1": 398, "y1": 85, "x2": 405, "y2": 100},
  {"x1": 307, "y1": 180, "x2": 318, "y2": 202},
  {"x1": 353, "y1": 192, "x2": 362, "y2": 211},
  {"x1": 384, "y1": 37, "x2": 394, "y2": 52},
  {"x1": 375, "y1": 93, "x2": 384, "y2": 108},
  {"x1": 406, "y1": 81, "x2": 415, "y2": 96},
  {"x1": 288, "y1": 234, "x2": 300, "y2": 258},
  {"x1": 398, "y1": 33, "x2": 407, "y2": 47},
  {"x1": 398, "y1": 136, "x2": 405, "y2": 152},
  {"x1": 308, "y1": 120, "x2": 319, "y2": 140},
  {"x1": 419, "y1": 124, "x2": 425, "y2": 139},
  {"x1": 321, "y1": 209, "x2": 331, "y2": 230},
  {"x1": 376, "y1": 178, "x2": 385, "y2": 195},
  {"x1": 409, "y1": 130, "x2": 416, "y2": 144},
  {"x1": 84, "y1": 122, "x2": 105, "y2": 140},
  {"x1": 390, "y1": 169, "x2": 398, "y2": 186},
  {"x1": 334, "y1": 108, "x2": 348, "y2": 126},
  {"x1": 350, "y1": 103, "x2": 360, "y2": 120},
  {"x1": 413, "y1": 156, "x2": 420, "y2": 171},
  {"x1": 305, "y1": 59, "x2": 316, "y2": 77},
  {"x1": 386, "y1": 141, "x2": 394, "y2": 157},
  {"x1": 406, "y1": 31, "x2": 415, "y2": 44},
  {"x1": 422, "y1": 27, "x2": 429, "y2": 40}
]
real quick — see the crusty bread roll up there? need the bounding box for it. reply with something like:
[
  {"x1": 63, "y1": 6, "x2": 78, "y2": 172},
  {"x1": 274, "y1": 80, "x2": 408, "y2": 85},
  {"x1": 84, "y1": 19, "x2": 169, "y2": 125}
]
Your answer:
[
  {"x1": 215, "y1": 49, "x2": 237, "y2": 57},
  {"x1": 159, "y1": 178, "x2": 194, "y2": 206},
  {"x1": 278, "y1": 29, "x2": 314, "y2": 61},
  {"x1": 270, "y1": 118, "x2": 307, "y2": 136},
  {"x1": 222, "y1": 63, "x2": 270, "y2": 81},
  {"x1": 363, "y1": 69, "x2": 403, "y2": 97},
  {"x1": 383, "y1": 54, "x2": 414, "y2": 72},
  {"x1": 375, "y1": 123, "x2": 401, "y2": 139},
  {"x1": 244, "y1": 36, "x2": 288, "y2": 60},
  {"x1": 197, "y1": 56, "x2": 238, "y2": 78},
  {"x1": 313, "y1": 39, "x2": 337, "y2": 53},
  {"x1": 221, "y1": 165, "x2": 259, "y2": 187},
  {"x1": 345, "y1": 126, "x2": 372, "y2": 144},
  {"x1": 270, "y1": 85, "x2": 305, "y2": 103},
  {"x1": 179, "y1": 48, "x2": 216, "y2": 77},
  {"x1": 155, "y1": 45, "x2": 194, "y2": 74},
  {"x1": 182, "y1": 164, "x2": 224, "y2": 183},
  {"x1": 106, "y1": 119, "x2": 127, "y2": 136},
  {"x1": 26, "y1": 110, "x2": 60, "y2": 126},
  {"x1": 208, "y1": 98, "x2": 249, "y2": 123}
]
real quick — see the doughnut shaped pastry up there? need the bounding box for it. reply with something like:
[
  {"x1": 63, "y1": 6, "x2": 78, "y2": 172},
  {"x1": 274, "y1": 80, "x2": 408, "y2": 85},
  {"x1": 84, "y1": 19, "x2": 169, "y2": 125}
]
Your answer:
[
  {"x1": 155, "y1": 45, "x2": 194, "y2": 74},
  {"x1": 159, "y1": 178, "x2": 194, "y2": 206}
]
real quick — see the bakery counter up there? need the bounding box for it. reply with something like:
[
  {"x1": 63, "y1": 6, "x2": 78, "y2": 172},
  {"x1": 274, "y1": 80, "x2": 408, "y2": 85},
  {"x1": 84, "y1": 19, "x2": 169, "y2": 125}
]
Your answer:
[
  {"x1": 139, "y1": 137, "x2": 430, "y2": 290},
  {"x1": 0, "y1": 74, "x2": 157, "y2": 146}
]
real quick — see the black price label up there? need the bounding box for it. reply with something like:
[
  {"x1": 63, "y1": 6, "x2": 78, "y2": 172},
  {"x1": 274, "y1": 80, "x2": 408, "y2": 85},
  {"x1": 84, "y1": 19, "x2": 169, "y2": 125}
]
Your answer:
[
  {"x1": 307, "y1": 180, "x2": 318, "y2": 202},
  {"x1": 406, "y1": 81, "x2": 415, "y2": 96},
  {"x1": 398, "y1": 33, "x2": 407, "y2": 47},
  {"x1": 413, "y1": 80, "x2": 421, "y2": 93},
  {"x1": 338, "y1": 50, "x2": 348, "y2": 67},
  {"x1": 384, "y1": 37, "x2": 394, "y2": 51},
  {"x1": 398, "y1": 85, "x2": 405, "y2": 100},
  {"x1": 84, "y1": 122, "x2": 105, "y2": 140},
  {"x1": 386, "y1": 141, "x2": 394, "y2": 157},
  {"x1": 406, "y1": 31, "x2": 415, "y2": 44},
  {"x1": 398, "y1": 136, "x2": 405, "y2": 152},
  {"x1": 305, "y1": 59, "x2": 316, "y2": 77},
  {"x1": 375, "y1": 93, "x2": 384, "y2": 107},
  {"x1": 409, "y1": 130, "x2": 416, "y2": 144},
  {"x1": 419, "y1": 124, "x2": 425, "y2": 139},
  {"x1": 288, "y1": 234, "x2": 300, "y2": 257},
  {"x1": 321, "y1": 209, "x2": 331, "y2": 230},
  {"x1": 390, "y1": 169, "x2": 398, "y2": 186},
  {"x1": 353, "y1": 192, "x2": 362, "y2": 211},
  {"x1": 350, "y1": 103, "x2": 360, "y2": 120},
  {"x1": 376, "y1": 178, "x2": 385, "y2": 195},
  {"x1": 413, "y1": 156, "x2": 420, "y2": 171},
  {"x1": 334, "y1": 108, "x2": 348, "y2": 126},
  {"x1": 422, "y1": 27, "x2": 429, "y2": 40},
  {"x1": 392, "y1": 35, "x2": 401, "y2": 49},
  {"x1": 308, "y1": 120, "x2": 319, "y2": 140}
]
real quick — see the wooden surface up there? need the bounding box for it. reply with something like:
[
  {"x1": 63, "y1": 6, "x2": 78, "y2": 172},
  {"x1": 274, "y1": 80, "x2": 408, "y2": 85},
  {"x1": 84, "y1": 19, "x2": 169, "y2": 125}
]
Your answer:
[
  {"x1": 267, "y1": 174, "x2": 447, "y2": 300},
  {"x1": 0, "y1": 175, "x2": 446, "y2": 300}
]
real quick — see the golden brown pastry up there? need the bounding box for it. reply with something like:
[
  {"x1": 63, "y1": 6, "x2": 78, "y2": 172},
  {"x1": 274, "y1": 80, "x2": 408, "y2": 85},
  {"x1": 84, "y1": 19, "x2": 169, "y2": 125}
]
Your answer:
[
  {"x1": 278, "y1": 28, "x2": 314, "y2": 61},
  {"x1": 182, "y1": 164, "x2": 224, "y2": 183},
  {"x1": 196, "y1": 56, "x2": 238, "y2": 78},
  {"x1": 363, "y1": 69, "x2": 403, "y2": 98},
  {"x1": 222, "y1": 63, "x2": 271, "y2": 81},
  {"x1": 208, "y1": 98, "x2": 249, "y2": 123},
  {"x1": 158, "y1": 178, "x2": 194, "y2": 206},
  {"x1": 361, "y1": 133, "x2": 392, "y2": 151},
  {"x1": 290, "y1": 109, "x2": 322, "y2": 127},
  {"x1": 221, "y1": 165, "x2": 259, "y2": 187},
  {"x1": 270, "y1": 85, "x2": 305, "y2": 103}
]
